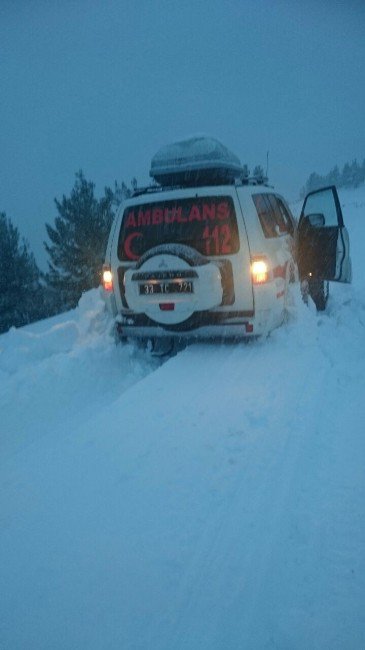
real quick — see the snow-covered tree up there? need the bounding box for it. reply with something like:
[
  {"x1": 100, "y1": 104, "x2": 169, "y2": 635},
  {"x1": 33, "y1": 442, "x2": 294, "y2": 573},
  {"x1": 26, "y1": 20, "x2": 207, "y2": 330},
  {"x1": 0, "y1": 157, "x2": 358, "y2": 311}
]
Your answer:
[
  {"x1": 0, "y1": 212, "x2": 44, "y2": 333},
  {"x1": 44, "y1": 171, "x2": 127, "y2": 312},
  {"x1": 301, "y1": 158, "x2": 365, "y2": 197},
  {"x1": 327, "y1": 165, "x2": 340, "y2": 186},
  {"x1": 346, "y1": 160, "x2": 363, "y2": 188}
]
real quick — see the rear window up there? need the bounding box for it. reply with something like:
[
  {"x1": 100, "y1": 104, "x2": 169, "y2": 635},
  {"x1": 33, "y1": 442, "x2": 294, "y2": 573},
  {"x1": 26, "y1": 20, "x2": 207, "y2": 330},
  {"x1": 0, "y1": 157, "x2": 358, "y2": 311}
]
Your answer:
[{"x1": 118, "y1": 196, "x2": 239, "y2": 261}]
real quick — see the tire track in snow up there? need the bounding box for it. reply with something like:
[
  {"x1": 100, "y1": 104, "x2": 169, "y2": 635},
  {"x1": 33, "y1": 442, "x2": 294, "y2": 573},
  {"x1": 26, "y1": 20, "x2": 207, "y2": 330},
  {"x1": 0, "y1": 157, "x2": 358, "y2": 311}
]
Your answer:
[
  {"x1": 150, "y1": 327, "x2": 360, "y2": 650},
  {"x1": 1, "y1": 287, "x2": 364, "y2": 649}
]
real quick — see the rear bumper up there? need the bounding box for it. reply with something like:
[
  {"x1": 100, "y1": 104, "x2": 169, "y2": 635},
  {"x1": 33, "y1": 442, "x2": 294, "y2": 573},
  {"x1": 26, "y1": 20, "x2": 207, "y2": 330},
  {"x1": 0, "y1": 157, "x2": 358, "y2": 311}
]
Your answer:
[{"x1": 114, "y1": 308, "x2": 272, "y2": 340}]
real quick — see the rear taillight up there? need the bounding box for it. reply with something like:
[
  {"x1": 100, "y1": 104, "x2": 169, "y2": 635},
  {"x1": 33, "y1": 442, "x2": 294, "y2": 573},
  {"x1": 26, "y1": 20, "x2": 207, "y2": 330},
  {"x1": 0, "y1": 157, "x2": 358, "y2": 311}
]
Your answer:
[
  {"x1": 159, "y1": 303, "x2": 175, "y2": 311},
  {"x1": 251, "y1": 257, "x2": 270, "y2": 284},
  {"x1": 102, "y1": 267, "x2": 113, "y2": 292}
]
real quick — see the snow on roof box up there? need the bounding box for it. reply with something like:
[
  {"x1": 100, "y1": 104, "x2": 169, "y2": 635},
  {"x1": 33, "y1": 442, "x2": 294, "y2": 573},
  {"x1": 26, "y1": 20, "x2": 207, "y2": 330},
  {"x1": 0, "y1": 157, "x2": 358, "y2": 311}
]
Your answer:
[{"x1": 150, "y1": 136, "x2": 243, "y2": 187}]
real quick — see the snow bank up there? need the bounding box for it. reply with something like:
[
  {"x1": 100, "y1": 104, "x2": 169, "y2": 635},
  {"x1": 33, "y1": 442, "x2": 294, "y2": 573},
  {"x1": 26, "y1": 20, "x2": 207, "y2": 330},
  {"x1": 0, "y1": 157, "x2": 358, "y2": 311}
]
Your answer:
[
  {"x1": 0, "y1": 289, "x2": 160, "y2": 456},
  {"x1": 0, "y1": 290, "x2": 109, "y2": 375}
]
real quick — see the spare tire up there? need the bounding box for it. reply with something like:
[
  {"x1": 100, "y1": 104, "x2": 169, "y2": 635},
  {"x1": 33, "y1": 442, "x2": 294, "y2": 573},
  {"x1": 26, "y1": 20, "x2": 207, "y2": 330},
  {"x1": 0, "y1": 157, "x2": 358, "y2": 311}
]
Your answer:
[
  {"x1": 124, "y1": 244, "x2": 223, "y2": 325},
  {"x1": 135, "y1": 243, "x2": 210, "y2": 269}
]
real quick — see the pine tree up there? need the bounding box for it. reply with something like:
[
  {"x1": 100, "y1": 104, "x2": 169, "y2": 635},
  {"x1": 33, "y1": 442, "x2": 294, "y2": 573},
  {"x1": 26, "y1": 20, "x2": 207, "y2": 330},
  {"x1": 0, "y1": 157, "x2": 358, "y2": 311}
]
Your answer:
[
  {"x1": 301, "y1": 158, "x2": 365, "y2": 197},
  {"x1": 327, "y1": 165, "x2": 340, "y2": 186},
  {"x1": 349, "y1": 159, "x2": 362, "y2": 187},
  {"x1": 341, "y1": 162, "x2": 352, "y2": 187},
  {"x1": 0, "y1": 212, "x2": 44, "y2": 333},
  {"x1": 44, "y1": 171, "x2": 121, "y2": 312},
  {"x1": 301, "y1": 172, "x2": 324, "y2": 197}
]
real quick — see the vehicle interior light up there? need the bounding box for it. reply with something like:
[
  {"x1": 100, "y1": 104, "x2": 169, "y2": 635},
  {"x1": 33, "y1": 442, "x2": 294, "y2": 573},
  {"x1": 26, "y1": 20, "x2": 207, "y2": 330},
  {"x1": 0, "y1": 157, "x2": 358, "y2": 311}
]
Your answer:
[
  {"x1": 102, "y1": 269, "x2": 113, "y2": 292},
  {"x1": 251, "y1": 258, "x2": 269, "y2": 284}
]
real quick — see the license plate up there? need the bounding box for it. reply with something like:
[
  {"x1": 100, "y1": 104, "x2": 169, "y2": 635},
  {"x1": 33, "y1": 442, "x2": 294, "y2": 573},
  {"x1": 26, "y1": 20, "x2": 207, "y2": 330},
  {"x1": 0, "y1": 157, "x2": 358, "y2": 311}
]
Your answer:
[{"x1": 139, "y1": 281, "x2": 194, "y2": 295}]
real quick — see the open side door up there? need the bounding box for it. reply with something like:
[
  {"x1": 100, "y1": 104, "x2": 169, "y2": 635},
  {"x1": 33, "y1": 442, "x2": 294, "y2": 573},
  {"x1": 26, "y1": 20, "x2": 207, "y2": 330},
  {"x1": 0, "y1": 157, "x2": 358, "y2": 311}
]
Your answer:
[{"x1": 297, "y1": 185, "x2": 352, "y2": 283}]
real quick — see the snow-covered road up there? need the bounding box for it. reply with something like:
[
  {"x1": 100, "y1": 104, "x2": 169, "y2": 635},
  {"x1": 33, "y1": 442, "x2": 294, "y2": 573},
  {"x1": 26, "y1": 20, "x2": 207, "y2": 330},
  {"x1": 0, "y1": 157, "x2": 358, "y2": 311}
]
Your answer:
[{"x1": 1, "y1": 188, "x2": 364, "y2": 649}]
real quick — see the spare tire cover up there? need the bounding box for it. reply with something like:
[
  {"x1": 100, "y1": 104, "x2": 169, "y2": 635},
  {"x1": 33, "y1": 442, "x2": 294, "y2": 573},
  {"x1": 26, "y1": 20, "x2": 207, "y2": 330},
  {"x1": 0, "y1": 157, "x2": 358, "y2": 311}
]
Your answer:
[{"x1": 125, "y1": 244, "x2": 223, "y2": 325}]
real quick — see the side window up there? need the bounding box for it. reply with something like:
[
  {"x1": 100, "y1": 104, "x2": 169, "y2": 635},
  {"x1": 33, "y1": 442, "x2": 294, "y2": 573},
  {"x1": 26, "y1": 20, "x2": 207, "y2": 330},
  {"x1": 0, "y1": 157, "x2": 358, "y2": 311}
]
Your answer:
[
  {"x1": 276, "y1": 197, "x2": 295, "y2": 236},
  {"x1": 301, "y1": 187, "x2": 341, "y2": 227},
  {"x1": 266, "y1": 195, "x2": 289, "y2": 234},
  {"x1": 252, "y1": 194, "x2": 278, "y2": 238}
]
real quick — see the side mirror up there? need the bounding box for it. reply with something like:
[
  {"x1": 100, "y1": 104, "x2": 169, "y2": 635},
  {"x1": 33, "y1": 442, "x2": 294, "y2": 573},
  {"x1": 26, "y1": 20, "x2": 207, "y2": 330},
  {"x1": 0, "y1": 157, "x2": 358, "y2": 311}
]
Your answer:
[{"x1": 306, "y1": 213, "x2": 325, "y2": 227}]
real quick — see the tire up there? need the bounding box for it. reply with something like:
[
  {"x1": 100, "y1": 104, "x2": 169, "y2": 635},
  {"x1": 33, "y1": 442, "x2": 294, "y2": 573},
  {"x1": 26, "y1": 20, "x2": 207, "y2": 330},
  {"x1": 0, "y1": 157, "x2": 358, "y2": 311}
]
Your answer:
[{"x1": 135, "y1": 243, "x2": 208, "y2": 269}]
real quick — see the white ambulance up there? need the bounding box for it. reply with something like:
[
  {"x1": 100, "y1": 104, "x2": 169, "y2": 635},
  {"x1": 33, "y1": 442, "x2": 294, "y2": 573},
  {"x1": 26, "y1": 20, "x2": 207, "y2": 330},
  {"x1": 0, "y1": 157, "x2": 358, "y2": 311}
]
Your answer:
[{"x1": 102, "y1": 137, "x2": 351, "y2": 347}]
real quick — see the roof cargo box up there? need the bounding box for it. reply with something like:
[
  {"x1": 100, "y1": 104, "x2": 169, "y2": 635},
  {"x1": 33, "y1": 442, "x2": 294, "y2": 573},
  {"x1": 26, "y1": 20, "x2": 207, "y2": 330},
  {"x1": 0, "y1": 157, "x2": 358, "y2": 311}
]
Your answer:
[{"x1": 150, "y1": 136, "x2": 243, "y2": 187}]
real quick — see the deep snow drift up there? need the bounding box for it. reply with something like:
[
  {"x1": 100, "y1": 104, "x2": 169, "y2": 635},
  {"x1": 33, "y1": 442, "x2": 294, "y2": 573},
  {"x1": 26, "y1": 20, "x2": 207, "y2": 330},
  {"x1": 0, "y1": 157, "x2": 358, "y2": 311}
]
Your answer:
[{"x1": 0, "y1": 188, "x2": 364, "y2": 649}]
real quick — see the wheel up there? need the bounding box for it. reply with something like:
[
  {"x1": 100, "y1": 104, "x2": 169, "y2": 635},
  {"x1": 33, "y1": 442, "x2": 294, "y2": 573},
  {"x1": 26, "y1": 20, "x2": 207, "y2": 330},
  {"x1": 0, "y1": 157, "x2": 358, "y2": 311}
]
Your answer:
[{"x1": 149, "y1": 337, "x2": 176, "y2": 357}]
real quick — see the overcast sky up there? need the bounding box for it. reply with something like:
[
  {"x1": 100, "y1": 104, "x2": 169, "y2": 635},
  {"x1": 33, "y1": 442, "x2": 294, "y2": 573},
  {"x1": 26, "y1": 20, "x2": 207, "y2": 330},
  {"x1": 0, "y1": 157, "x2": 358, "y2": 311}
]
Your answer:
[{"x1": 1, "y1": 0, "x2": 364, "y2": 267}]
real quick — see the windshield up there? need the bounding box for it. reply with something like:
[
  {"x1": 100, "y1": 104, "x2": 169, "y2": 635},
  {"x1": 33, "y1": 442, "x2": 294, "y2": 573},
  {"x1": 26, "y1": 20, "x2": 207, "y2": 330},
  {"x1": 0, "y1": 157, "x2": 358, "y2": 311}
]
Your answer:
[{"x1": 118, "y1": 195, "x2": 239, "y2": 261}]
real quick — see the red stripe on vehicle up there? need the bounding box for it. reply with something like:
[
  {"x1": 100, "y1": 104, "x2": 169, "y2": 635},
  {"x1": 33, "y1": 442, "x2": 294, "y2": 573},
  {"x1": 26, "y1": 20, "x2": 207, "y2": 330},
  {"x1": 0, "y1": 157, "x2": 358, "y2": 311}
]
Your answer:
[{"x1": 273, "y1": 262, "x2": 288, "y2": 279}]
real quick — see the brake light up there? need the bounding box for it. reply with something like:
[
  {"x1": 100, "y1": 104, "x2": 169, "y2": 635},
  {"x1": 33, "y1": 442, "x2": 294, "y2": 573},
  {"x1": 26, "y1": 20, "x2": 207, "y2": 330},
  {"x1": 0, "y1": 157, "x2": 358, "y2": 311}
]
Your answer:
[
  {"x1": 102, "y1": 268, "x2": 113, "y2": 292},
  {"x1": 251, "y1": 258, "x2": 269, "y2": 284},
  {"x1": 159, "y1": 303, "x2": 175, "y2": 311}
]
